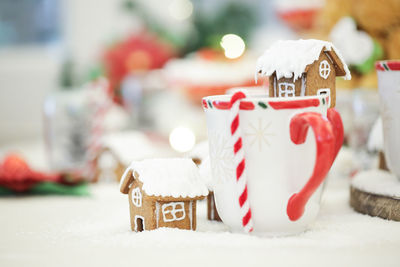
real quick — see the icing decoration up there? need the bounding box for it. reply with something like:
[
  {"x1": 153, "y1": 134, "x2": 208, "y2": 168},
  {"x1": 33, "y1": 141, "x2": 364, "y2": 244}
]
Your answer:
[
  {"x1": 278, "y1": 82, "x2": 295, "y2": 97},
  {"x1": 229, "y1": 92, "x2": 254, "y2": 233},
  {"x1": 162, "y1": 202, "x2": 186, "y2": 222},
  {"x1": 256, "y1": 39, "x2": 351, "y2": 81},
  {"x1": 286, "y1": 108, "x2": 343, "y2": 221},
  {"x1": 131, "y1": 187, "x2": 142, "y2": 207},
  {"x1": 319, "y1": 60, "x2": 330, "y2": 79},
  {"x1": 120, "y1": 158, "x2": 208, "y2": 198}
]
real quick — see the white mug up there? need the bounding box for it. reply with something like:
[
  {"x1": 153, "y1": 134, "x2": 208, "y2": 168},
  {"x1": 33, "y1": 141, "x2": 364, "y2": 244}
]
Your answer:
[
  {"x1": 376, "y1": 60, "x2": 400, "y2": 179},
  {"x1": 203, "y1": 93, "x2": 343, "y2": 236}
]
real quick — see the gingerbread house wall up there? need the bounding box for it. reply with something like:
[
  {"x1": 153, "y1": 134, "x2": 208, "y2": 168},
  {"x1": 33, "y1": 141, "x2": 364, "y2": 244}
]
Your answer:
[
  {"x1": 269, "y1": 75, "x2": 303, "y2": 97},
  {"x1": 268, "y1": 51, "x2": 337, "y2": 108},
  {"x1": 128, "y1": 179, "x2": 157, "y2": 231},
  {"x1": 305, "y1": 51, "x2": 336, "y2": 107}
]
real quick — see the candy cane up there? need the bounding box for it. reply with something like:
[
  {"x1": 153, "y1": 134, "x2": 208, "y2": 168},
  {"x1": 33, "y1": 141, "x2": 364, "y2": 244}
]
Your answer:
[
  {"x1": 85, "y1": 78, "x2": 111, "y2": 181},
  {"x1": 229, "y1": 91, "x2": 253, "y2": 233}
]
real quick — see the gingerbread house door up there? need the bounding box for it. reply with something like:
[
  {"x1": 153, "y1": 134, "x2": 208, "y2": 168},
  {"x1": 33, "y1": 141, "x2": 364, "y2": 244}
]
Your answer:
[
  {"x1": 317, "y1": 88, "x2": 331, "y2": 106},
  {"x1": 134, "y1": 215, "x2": 145, "y2": 232}
]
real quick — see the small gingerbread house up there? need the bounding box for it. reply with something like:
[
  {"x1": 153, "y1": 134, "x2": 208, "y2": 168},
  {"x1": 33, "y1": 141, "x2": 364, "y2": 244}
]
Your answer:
[
  {"x1": 120, "y1": 158, "x2": 208, "y2": 232},
  {"x1": 256, "y1": 39, "x2": 351, "y2": 108},
  {"x1": 368, "y1": 117, "x2": 388, "y2": 171},
  {"x1": 93, "y1": 131, "x2": 172, "y2": 183},
  {"x1": 198, "y1": 157, "x2": 221, "y2": 222}
]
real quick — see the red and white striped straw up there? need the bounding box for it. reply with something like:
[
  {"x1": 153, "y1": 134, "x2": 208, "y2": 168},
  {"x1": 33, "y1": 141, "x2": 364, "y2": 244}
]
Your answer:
[
  {"x1": 229, "y1": 91, "x2": 254, "y2": 233},
  {"x1": 85, "y1": 77, "x2": 111, "y2": 181}
]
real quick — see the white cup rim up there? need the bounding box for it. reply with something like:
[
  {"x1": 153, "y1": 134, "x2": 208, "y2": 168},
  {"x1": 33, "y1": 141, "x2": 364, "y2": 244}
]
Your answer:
[
  {"x1": 202, "y1": 94, "x2": 330, "y2": 110},
  {"x1": 203, "y1": 94, "x2": 326, "y2": 102},
  {"x1": 375, "y1": 60, "x2": 400, "y2": 72}
]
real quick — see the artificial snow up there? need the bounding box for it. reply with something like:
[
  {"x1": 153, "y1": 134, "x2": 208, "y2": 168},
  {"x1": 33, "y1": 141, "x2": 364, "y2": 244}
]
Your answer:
[
  {"x1": 367, "y1": 117, "x2": 383, "y2": 152},
  {"x1": 121, "y1": 158, "x2": 208, "y2": 198},
  {"x1": 2, "y1": 178, "x2": 400, "y2": 267},
  {"x1": 351, "y1": 169, "x2": 400, "y2": 198},
  {"x1": 256, "y1": 39, "x2": 351, "y2": 81}
]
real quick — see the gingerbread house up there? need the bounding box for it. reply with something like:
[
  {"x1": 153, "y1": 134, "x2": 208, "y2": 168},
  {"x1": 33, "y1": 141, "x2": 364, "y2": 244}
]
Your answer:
[
  {"x1": 120, "y1": 158, "x2": 208, "y2": 231},
  {"x1": 256, "y1": 39, "x2": 351, "y2": 108},
  {"x1": 93, "y1": 131, "x2": 172, "y2": 183},
  {"x1": 198, "y1": 157, "x2": 221, "y2": 222},
  {"x1": 368, "y1": 117, "x2": 388, "y2": 171}
]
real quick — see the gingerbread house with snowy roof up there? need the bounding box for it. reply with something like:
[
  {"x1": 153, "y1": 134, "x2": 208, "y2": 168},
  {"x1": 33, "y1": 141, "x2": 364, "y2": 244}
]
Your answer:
[
  {"x1": 256, "y1": 39, "x2": 351, "y2": 108},
  {"x1": 120, "y1": 158, "x2": 208, "y2": 232},
  {"x1": 198, "y1": 157, "x2": 221, "y2": 222}
]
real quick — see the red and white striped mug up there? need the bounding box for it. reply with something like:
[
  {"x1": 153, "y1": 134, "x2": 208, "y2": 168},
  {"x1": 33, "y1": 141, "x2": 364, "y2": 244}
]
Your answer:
[{"x1": 203, "y1": 93, "x2": 343, "y2": 235}]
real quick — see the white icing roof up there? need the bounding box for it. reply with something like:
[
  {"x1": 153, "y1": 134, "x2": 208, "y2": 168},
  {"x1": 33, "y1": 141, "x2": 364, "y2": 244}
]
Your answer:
[
  {"x1": 351, "y1": 170, "x2": 400, "y2": 198},
  {"x1": 120, "y1": 158, "x2": 208, "y2": 198},
  {"x1": 367, "y1": 117, "x2": 383, "y2": 151},
  {"x1": 256, "y1": 39, "x2": 351, "y2": 81}
]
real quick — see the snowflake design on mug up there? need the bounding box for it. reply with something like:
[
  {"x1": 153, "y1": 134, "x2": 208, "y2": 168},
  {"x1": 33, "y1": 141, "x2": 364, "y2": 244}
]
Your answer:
[
  {"x1": 244, "y1": 118, "x2": 275, "y2": 152},
  {"x1": 208, "y1": 131, "x2": 235, "y2": 184}
]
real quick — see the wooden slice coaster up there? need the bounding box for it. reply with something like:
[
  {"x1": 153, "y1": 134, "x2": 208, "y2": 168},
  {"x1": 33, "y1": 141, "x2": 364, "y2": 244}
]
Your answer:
[{"x1": 350, "y1": 170, "x2": 400, "y2": 221}]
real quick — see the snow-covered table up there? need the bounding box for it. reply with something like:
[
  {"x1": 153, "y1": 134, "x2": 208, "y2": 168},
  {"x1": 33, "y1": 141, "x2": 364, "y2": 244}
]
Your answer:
[{"x1": 1, "y1": 177, "x2": 399, "y2": 267}]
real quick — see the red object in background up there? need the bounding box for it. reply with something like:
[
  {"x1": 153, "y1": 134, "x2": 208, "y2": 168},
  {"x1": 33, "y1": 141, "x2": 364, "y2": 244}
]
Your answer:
[
  {"x1": 0, "y1": 154, "x2": 61, "y2": 192},
  {"x1": 103, "y1": 31, "x2": 175, "y2": 104},
  {"x1": 277, "y1": 8, "x2": 319, "y2": 31}
]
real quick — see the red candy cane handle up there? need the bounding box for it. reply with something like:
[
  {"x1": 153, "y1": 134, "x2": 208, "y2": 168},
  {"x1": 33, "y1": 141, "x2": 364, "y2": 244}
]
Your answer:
[
  {"x1": 286, "y1": 110, "x2": 343, "y2": 221},
  {"x1": 327, "y1": 108, "x2": 344, "y2": 162}
]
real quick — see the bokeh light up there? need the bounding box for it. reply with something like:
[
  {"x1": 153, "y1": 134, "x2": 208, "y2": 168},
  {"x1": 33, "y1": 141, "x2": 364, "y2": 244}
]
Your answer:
[
  {"x1": 220, "y1": 34, "x2": 246, "y2": 59},
  {"x1": 169, "y1": 126, "x2": 196, "y2": 152},
  {"x1": 168, "y1": 0, "x2": 193, "y2": 21}
]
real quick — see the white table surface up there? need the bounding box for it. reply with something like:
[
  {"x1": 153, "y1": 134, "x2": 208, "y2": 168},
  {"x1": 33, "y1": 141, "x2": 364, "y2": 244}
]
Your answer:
[
  {"x1": 0, "y1": 141, "x2": 399, "y2": 267},
  {"x1": 1, "y1": 177, "x2": 400, "y2": 267}
]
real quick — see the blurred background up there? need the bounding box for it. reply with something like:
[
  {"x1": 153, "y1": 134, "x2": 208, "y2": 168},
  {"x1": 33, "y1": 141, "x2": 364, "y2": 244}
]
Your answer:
[{"x1": 0, "y1": 0, "x2": 399, "y2": 187}]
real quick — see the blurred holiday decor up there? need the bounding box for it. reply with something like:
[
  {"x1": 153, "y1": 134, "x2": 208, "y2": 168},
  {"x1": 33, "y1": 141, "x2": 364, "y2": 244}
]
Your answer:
[
  {"x1": 122, "y1": 0, "x2": 258, "y2": 55},
  {"x1": 0, "y1": 154, "x2": 88, "y2": 195},
  {"x1": 317, "y1": 0, "x2": 400, "y2": 89},
  {"x1": 103, "y1": 31, "x2": 176, "y2": 104}
]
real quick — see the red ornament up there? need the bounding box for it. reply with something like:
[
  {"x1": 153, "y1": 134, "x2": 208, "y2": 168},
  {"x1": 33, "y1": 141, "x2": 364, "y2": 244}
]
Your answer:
[
  {"x1": 0, "y1": 154, "x2": 61, "y2": 192},
  {"x1": 103, "y1": 31, "x2": 175, "y2": 103}
]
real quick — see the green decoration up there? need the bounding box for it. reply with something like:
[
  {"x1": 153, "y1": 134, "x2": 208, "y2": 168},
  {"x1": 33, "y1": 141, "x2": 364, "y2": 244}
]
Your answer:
[
  {"x1": 29, "y1": 182, "x2": 90, "y2": 196},
  {"x1": 0, "y1": 186, "x2": 14, "y2": 196},
  {"x1": 354, "y1": 40, "x2": 384, "y2": 74},
  {"x1": 258, "y1": 102, "x2": 267, "y2": 109}
]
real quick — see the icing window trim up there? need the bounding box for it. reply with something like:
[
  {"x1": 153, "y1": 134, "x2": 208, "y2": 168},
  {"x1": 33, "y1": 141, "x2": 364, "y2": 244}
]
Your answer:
[
  {"x1": 319, "y1": 60, "x2": 331, "y2": 79},
  {"x1": 278, "y1": 82, "x2": 295, "y2": 97},
  {"x1": 162, "y1": 202, "x2": 186, "y2": 222},
  {"x1": 131, "y1": 187, "x2": 142, "y2": 207}
]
